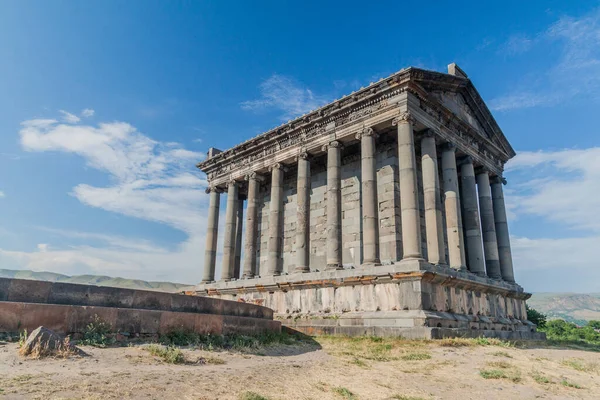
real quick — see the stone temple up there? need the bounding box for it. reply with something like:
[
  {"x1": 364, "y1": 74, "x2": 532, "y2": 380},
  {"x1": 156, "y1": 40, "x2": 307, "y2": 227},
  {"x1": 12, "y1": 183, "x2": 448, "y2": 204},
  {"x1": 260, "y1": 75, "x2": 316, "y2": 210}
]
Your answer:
[{"x1": 195, "y1": 63, "x2": 543, "y2": 339}]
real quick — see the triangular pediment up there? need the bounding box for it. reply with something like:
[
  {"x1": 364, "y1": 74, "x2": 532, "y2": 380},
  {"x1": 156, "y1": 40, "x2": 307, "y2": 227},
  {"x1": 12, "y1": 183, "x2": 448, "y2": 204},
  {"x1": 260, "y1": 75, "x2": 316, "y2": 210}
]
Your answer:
[{"x1": 409, "y1": 68, "x2": 516, "y2": 159}]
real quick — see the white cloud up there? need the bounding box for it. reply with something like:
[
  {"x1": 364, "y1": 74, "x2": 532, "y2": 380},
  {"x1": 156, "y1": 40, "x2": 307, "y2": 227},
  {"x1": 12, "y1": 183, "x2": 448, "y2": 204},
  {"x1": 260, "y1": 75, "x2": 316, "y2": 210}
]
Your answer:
[
  {"x1": 81, "y1": 108, "x2": 95, "y2": 118},
  {"x1": 241, "y1": 74, "x2": 329, "y2": 120},
  {"x1": 505, "y1": 147, "x2": 600, "y2": 292},
  {"x1": 0, "y1": 191, "x2": 5, "y2": 198},
  {"x1": 492, "y1": 8, "x2": 600, "y2": 111},
  {"x1": 3, "y1": 112, "x2": 216, "y2": 283},
  {"x1": 59, "y1": 110, "x2": 81, "y2": 123},
  {"x1": 499, "y1": 34, "x2": 534, "y2": 55}
]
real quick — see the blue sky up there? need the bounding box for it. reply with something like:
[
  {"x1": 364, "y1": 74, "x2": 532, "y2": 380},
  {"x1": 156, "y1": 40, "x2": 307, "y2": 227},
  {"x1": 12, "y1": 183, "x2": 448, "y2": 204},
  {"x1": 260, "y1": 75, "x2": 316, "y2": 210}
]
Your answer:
[{"x1": 0, "y1": 1, "x2": 599, "y2": 292}]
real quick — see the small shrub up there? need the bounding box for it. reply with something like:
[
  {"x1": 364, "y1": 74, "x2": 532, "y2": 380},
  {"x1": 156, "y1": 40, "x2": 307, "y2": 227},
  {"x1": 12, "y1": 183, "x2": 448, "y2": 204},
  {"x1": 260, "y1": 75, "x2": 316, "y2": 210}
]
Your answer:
[
  {"x1": 531, "y1": 371, "x2": 552, "y2": 384},
  {"x1": 401, "y1": 352, "x2": 431, "y2": 361},
  {"x1": 526, "y1": 305, "x2": 547, "y2": 328},
  {"x1": 18, "y1": 329, "x2": 28, "y2": 348},
  {"x1": 146, "y1": 344, "x2": 185, "y2": 364},
  {"x1": 80, "y1": 315, "x2": 114, "y2": 347},
  {"x1": 561, "y1": 379, "x2": 583, "y2": 389},
  {"x1": 239, "y1": 392, "x2": 270, "y2": 400},
  {"x1": 480, "y1": 368, "x2": 521, "y2": 383},
  {"x1": 333, "y1": 386, "x2": 358, "y2": 399}
]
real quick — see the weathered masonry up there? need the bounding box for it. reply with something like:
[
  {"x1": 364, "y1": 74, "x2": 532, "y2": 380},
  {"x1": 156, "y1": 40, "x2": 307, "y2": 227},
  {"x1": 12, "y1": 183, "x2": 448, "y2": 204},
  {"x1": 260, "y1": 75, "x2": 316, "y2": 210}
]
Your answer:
[{"x1": 195, "y1": 64, "x2": 544, "y2": 339}]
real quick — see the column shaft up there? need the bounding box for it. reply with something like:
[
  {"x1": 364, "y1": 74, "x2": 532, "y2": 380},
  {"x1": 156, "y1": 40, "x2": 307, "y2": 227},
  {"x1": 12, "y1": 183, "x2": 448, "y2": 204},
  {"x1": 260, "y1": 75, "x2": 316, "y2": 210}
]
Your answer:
[
  {"x1": 394, "y1": 113, "x2": 423, "y2": 260},
  {"x1": 233, "y1": 198, "x2": 244, "y2": 279},
  {"x1": 459, "y1": 159, "x2": 486, "y2": 276},
  {"x1": 491, "y1": 178, "x2": 516, "y2": 282},
  {"x1": 359, "y1": 128, "x2": 380, "y2": 265},
  {"x1": 441, "y1": 145, "x2": 466, "y2": 269},
  {"x1": 421, "y1": 134, "x2": 446, "y2": 265},
  {"x1": 295, "y1": 153, "x2": 311, "y2": 272},
  {"x1": 243, "y1": 174, "x2": 259, "y2": 278},
  {"x1": 267, "y1": 164, "x2": 284, "y2": 275},
  {"x1": 202, "y1": 188, "x2": 221, "y2": 282},
  {"x1": 476, "y1": 172, "x2": 502, "y2": 279},
  {"x1": 221, "y1": 181, "x2": 239, "y2": 281},
  {"x1": 326, "y1": 141, "x2": 343, "y2": 269}
]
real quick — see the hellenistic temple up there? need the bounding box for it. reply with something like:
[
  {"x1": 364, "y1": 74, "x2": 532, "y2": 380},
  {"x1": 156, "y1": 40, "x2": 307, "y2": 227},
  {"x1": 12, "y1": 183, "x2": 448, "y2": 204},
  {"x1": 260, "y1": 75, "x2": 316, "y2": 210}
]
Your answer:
[{"x1": 195, "y1": 64, "x2": 543, "y2": 339}]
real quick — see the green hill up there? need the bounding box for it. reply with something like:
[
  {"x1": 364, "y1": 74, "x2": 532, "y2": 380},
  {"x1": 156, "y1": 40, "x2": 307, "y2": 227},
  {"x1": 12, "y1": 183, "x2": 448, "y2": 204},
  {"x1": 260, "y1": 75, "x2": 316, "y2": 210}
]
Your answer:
[
  {"x1": 0, "y1": 269, "x2": 194, "y2": 293},
  {"x1": 528, "y1": 292, "x2": 600, "y2": 325}
]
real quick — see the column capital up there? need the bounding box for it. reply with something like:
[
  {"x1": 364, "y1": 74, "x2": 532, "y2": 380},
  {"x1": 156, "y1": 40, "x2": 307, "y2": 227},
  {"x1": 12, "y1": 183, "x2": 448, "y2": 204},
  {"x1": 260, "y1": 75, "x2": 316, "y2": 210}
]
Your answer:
[
  {"x1": 355, "y1": 126, "x2": 377, "y2": 140},
  {"x1": 322, "y1": 140, "x2": 343, "y2": 152},
  {"x1": 245, "y1": 172, "x2": 265, "y2": 182},
  {"x1": 422, "y1": 129, "x2": 436, "y2": 139},
  {"x1": 441, "y1": 142, "x2": 457, "y2": 152},
  {"x1": 269, "y1": 163, "x2": 287, "y2": 172},
  {"x1": 205, "y1": 185, "x2": 224, "y2": 194},
  {"x1": 458, "y1": 155, "x2": 473, "y2": 166},
  {"x1": 295, "y1": 149, "x2": 311, "y2": 162},
  {"x1": 474, "y1": 166, "x2": 490, "y2": 176},
  {"x1": 392, "y1": 111, "x2": 415, "y2": 126},
  {"x1": 491, "y1": 176, "x2": 507, "y2": 185},
  {"x1": 227, "y1": 179, "x2": 238, "y2": 188}
]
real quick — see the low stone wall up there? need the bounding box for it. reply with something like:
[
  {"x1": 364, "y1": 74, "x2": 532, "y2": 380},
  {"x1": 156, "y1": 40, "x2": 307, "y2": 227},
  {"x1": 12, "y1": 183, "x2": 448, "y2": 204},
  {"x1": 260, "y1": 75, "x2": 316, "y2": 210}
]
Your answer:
[{"x1": 0, "y1": 278, "x2": 280, "y2": 336}]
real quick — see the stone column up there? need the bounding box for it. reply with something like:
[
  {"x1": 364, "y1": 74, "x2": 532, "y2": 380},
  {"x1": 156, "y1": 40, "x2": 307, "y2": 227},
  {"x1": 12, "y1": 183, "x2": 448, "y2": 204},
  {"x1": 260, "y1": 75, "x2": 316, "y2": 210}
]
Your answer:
[
  {"x1": 243, "y1": 173, "x2": 260, "y2": 279},
  {"x1": 233, "y1": 198, "x2": 244, "y2": 279},
  {"x1": 202, "y1": 187, "x2": 221, "y2": 283},
  {"x1": 295, "y1": 151, "x2": 311, "y2": 272},
  {"x1": 421, "y1": 131, "x2": 446, "y2": 265},
  {"x1": 357, "y1": 127, "x2": 380, "y2": 265},
  {"x1": 491, "y1": 177, "x2": 516, "y2": 283},
  {"x1": 325, "y1": 140, "x2": 343, "y2": 270},
  {"x1": 459, "y1": 157, "x2": 486, "y2": 276},
  {"x1": 221, "y1": 180, "x2": 239, "y2": 281},
  {"x1": 267, "y1": 163, "x2": 284, "y2": 276},
  {"x1": 441, "y1": 144, "x2": 466, "y2": 270},
  {"x1": 476, "y1": 171, "x2": 502, "y2": 280},
  {"x1": 393, "y1": 112, "x2": 423, "y2": 260}
]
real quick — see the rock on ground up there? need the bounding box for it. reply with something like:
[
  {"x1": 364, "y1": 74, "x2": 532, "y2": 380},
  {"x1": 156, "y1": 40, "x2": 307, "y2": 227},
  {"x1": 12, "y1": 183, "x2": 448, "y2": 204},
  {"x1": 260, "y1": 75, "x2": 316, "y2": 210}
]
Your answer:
[{"x1": 19, "y1": 326, "x2": 83, "y2": 357}]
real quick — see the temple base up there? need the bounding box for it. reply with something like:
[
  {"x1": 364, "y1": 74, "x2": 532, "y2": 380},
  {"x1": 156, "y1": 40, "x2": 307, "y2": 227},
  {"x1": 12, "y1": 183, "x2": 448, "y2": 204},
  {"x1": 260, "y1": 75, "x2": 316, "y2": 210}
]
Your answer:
[{"x1": 195, "y1": 262, "x2": 543, "y2": 339}]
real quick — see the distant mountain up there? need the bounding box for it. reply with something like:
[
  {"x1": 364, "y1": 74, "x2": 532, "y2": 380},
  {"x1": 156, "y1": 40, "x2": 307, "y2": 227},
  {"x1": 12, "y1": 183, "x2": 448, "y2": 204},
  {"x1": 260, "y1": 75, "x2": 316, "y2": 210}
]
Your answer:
[
  {"x1": 528, "y1": 292, "x2": 600, "y2": 325},
  {"x1": 0, "y1": 269, "x2": 195, "y2": 293}
]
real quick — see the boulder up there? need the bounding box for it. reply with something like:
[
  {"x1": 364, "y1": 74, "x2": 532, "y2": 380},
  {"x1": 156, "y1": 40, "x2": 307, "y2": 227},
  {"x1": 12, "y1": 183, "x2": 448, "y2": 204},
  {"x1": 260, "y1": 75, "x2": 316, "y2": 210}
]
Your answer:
[{"x1": 19, "y1": 326, "x2": 84, "y2": 357}]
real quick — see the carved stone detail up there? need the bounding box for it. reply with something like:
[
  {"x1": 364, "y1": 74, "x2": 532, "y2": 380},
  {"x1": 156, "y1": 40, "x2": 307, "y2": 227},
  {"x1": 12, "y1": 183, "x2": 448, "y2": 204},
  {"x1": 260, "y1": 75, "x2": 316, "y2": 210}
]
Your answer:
[{"x1": 392, "y1": 111, "x2": 415, "y2": 126}]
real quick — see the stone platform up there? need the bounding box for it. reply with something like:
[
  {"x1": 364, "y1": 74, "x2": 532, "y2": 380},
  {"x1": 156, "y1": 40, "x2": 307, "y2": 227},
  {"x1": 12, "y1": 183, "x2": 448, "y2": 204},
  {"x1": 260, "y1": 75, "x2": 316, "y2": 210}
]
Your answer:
[
  {"x1": 195, "y1": 261, "x2": 545, "y2": 340},
  {"x1": 0, "y1": 278, "x2": 280, "y2": 336}
]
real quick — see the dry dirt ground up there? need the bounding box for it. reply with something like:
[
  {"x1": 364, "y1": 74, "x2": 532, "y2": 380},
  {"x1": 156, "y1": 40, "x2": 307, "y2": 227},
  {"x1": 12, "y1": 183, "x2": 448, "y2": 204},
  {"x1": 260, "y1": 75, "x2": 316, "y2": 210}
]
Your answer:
[{"x1": 0, "y1": 336, "x2": 599, "y2": 400}]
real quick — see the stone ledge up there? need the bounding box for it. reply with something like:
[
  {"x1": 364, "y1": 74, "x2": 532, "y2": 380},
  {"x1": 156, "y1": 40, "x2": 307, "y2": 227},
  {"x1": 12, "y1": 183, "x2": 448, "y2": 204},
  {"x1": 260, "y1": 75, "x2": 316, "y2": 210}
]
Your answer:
[{"x1": 195, "y1": 260, "x2": 527, "y2": 299}]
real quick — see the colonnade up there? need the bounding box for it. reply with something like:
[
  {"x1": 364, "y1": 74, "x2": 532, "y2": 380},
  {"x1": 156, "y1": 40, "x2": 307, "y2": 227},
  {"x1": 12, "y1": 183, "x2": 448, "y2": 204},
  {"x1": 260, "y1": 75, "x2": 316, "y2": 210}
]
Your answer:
[{"x1": 202, "y1": 113, "x2": 515, "y2": 284}]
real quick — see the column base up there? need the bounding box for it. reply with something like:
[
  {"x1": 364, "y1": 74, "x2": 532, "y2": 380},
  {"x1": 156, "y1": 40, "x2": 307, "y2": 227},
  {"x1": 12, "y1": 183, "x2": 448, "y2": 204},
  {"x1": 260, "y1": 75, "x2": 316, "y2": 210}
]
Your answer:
[
  {"x1": 293, "y1": 266, "x2": 310, "y2": 273},
  {"x1": 242, "y1": 274, "x2": 255, "y2": 280},
  {"x1": 361, "y1": 260, "x2": 381, "y2": 267},
  {"x1": 325, "y1": 264, "x2": 344, "y2": 271}
]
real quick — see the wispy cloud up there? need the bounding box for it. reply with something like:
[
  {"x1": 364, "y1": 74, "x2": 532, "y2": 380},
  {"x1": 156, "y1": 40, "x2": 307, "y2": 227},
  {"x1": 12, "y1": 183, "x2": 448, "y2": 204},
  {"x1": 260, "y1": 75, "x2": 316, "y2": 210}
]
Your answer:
[
  {"x1": 59, "y1": 110, "x2": 81, "y2": 123},
  {"x1": 241, "y1": 74, "x2": 329, "y2": 120},
  {"x1": 492, "y1": 8, "x2": 600, "y2": 111},
  {"x1": 81, "y1": 108, "x2": 95, "y2": 118},
  {"x1": 3, "y1": 111, "x2": 215, "y2": 283},
  {"x1": 0, "y1": 191, "x2": 5, "y2": 198},
  {"x1": 499, "y1": 34, "x2": 534, "y2": 55}
]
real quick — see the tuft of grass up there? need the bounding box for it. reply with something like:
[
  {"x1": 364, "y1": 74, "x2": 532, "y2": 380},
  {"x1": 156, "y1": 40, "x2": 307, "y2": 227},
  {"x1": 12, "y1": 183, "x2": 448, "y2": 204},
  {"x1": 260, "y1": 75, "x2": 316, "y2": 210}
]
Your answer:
[
  {"x1": 479, "y1": 368, "x2": 521, "y2": 383},
  {"x1": 401, "y1": 352, "x2": 431, "y2": 361},
  {"x1": 351, "y1": 357, "x2": 368, "y2": 368},
  {"x1": 239, "y1": 392, "x2": 270, "y2": 400},
  {"x1": 561, "y1": 358, "x2": 598, "y2": 373},
  {"x1": 531, "y1": 371, "x2": 553, "y2": 384},
  {"x1": 146, "y1": 344, "x2": 185, "y2": 364},
  {"x1": 486, "y1": 360, "x2": 512, "y2": 369},
  {"x1": 561, "y1": 379, "x2": 583, "y2": 389},
  {"x1": 333, "y1": 386, "x2": 358, "y2": 399},
  {"x1": 17, "y1": 329, "x2": 28, "y2": 348},
  {"x1": 491, "y1": 351, "x2": 512, "y2": 358},
  {"x1": 159, "y1": 330, "x2": 299, "y2": 351},
  {"x1": 80, "y1": 315, "x2": 114, "y2": 347},
  {"x1": 439, "y1": 337, "x2": 512, "y2": 348},
  {"x1": 201, "y1": 355, "x2": 225, "y2": 365}
]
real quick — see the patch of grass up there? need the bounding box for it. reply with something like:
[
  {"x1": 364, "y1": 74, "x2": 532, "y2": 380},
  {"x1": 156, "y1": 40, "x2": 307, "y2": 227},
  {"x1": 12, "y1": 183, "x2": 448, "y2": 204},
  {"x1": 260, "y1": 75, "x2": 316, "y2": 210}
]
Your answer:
[
  {"x1": 12, "y1": 374, "x2": 34, "y2": 383},
  {"x1": 486, "y1": 360, "x2": 512, "y2": 369},
  {"x1": 80, "y1": 315, "x2": 114, "y2": 348},
  {"x1": 389, "y1": 396, "x2": 427, "y2": 400},
  {"x1": 201, "y1": 355, "x2": 225, "y2": 365},
  {"x1": 439, "y1": 337, "x2": 512, "y2": 348},
  {"x1": 491, "y1": 351, "x2": 512, "y2": 358},
  {"x1": 401, "y1": 352, "x2": 431, "y2": 361},
  {"x1": 159, "y1": 330, "x2": 299, "y2": 351},
  {"x1": 146, "y1": 344, "x2": 185, "y2": 364},
  {"x1": 239, "y1": 391, "x2": 270, "y2": 400},
  {"x1": 530, "y1": 371, "x2": 553, "y2": 384},
  {"x1": 479, "y1": 368, "x2": 522, "y2": 383},
  {"x1": 333, "y1": 386, "x2": 358, "y2": 399},
  {"x1": 18, "y1": 329, "x2": 27, "y2": 348},
  {"x1": 561, "y1": 358, "x2": 598, "y2": 373},
  {"x1": 351, "y1": 357, "x2": 368, "y2": 367},
  {"x1": 561, "y1": 379, "x2": 583, "y2": 389}
]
